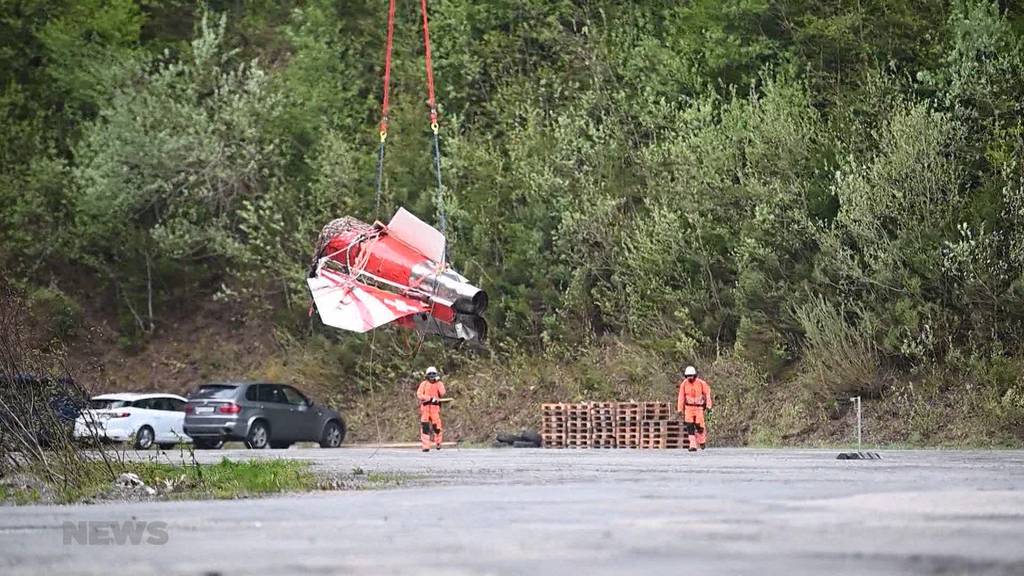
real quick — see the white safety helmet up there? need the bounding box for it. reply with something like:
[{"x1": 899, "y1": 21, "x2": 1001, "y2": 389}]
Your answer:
[
  {"x1": 425, "y1": 366, "x2": 439, "y2": 379},
  {"x1": 684, "y1": 365, "x2": 697, "y2": 377}
]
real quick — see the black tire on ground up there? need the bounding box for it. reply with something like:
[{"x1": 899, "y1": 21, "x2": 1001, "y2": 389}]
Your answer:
[
  {"x1": 495, "y1": 432, "x2": 518, "y2": 444},
  {"x1": 518, "y1": 429, "x2": 542, "y2": 445},
  {"x1": 158, "y1": 443, "x2": 176, "y2": 450},
  {"x1": 512, "y1": 440, "x2": 539, "y2": 448},
  {"x1": 837, "y1": 452, "x2": 882, "y2": 460},
  {"x1": 133, "y1": 426, "x2": 155, "y2": 450},
  {"x1": 319, "y1": 420, "x2": 345, "y2": 448},
  {"x1": 246, "y1": 420, "x2": 270, "y2": 449},
  {"x1": 193, "y1": 439, "x2": 223, "y2": 450}
]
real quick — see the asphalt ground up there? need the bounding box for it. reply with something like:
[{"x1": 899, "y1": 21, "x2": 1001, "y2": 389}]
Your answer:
[{"x1": 2, "y1": 448, "x2": 1023, "y2": 575}]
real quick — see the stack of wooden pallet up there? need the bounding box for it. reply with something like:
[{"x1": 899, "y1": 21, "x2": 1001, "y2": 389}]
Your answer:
[
  {"x1": 540, "y1": 403, "x2": 567, "y2": 448},
  {"x1": 615, "y1": 401, "x2": 641, "y2": 448},
  {"x1": 665, "y1": 419, "x2": 684, "y2": 450},
  {"x1": 640, "y1": 401, "x2": 671, "y2": 449},
  {"x1": 540, "y1": 401, "x2": 687, "y2": 449},
  {"x1": 566, "y1": 403, "x2": 592, "y2": 448},
  {"x1": 590, "y1": 402, "x2": 617, "y2": 448}
]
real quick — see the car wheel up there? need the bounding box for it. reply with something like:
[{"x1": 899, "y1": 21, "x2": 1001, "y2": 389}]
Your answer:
[
  {"x1": 194, "y1": 439, "x2": 223, "y2": 450},
  {"x1": 246, "y1": 420, "x2": 269, "y2": 449},
  {"x1": 158, "y1": 443, "x2": 177, "y2": 451},
  {"x1": 134, "y1": 426, "x2": 155, "y2": 450},
  {"x1": 319, "y1": 420, "x2": 345, "y2": 448}
]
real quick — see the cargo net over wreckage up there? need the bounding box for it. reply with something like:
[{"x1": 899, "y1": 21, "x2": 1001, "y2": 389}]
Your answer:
[{"x1": 307, "y1": 208, "x2": 488, "y2": 344}]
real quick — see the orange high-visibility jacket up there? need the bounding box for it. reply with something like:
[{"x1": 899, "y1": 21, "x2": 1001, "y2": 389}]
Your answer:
[
  {"x1": 417, "y1": 380, "x2": 446, "y2": 404},
  {"x1": 677, "y1": 377, "x2": 712, "y2": 413}
]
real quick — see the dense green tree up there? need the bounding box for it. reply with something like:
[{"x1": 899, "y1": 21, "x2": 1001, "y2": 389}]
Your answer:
[{"x1": 71, "y1": 12, "x2": 283, "y2": 330}]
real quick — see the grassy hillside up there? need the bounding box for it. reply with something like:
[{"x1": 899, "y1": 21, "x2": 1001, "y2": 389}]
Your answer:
[{"x1": 28, "y1": 291, "x2": 1020, "y2": 448}]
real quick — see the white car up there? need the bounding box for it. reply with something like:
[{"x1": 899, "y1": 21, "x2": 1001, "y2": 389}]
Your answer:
[{"x1": 74, "y1": 393, "x2": 192, "y2": 450}]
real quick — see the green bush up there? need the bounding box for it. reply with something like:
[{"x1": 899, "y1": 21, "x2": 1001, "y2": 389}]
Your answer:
[
  {"x1": 793, "y1": 297, "x2": 886, "y2": 399},
  {"x1": 27, "y1": 286, "x2": 81, "y2": 341}
]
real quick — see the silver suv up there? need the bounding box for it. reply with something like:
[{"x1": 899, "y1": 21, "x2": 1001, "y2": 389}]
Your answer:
[{"x1": 183, "y1": 382, "x2": 346, "y2": 449}]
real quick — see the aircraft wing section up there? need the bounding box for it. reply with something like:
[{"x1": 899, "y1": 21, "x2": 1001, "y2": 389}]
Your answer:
[
  {"x1": 387, "y1": 207, "x2": 446, "y2": 264},
  {"x1": 308, "y1": 268, "x2": 429, "y2": 333}
]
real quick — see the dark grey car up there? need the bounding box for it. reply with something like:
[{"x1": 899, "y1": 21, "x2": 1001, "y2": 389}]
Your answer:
[{"x1": 183, "y1": 382, "x2": 346, "y2": 449}]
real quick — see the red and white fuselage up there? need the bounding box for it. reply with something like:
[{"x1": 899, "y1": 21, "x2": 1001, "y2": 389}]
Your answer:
[{"x1": 307, "y1": 208, "x2": 487, "y2": 343}]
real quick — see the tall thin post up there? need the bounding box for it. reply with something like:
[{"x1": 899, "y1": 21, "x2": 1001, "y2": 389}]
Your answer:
[{"x1": 849, "y1": 396, "x2": 862, "y2": 450}]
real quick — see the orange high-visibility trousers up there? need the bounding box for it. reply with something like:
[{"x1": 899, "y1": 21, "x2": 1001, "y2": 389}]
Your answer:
[
  {"x1": 683, "y1": 407, "x2": 707, "y2": 448},
  {"x1": 420, "y1": 404, "x2": 443, "y2": 449}
]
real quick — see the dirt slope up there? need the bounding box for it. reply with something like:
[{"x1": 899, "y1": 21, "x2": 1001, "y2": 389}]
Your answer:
[{"x1": 66, "y1": 301, "x2": 278, "y2": 397}]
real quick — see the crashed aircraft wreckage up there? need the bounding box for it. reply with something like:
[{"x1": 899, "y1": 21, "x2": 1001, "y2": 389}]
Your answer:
[{"x1": 307, "y1": 208, "x2": 487, "y2": 344}]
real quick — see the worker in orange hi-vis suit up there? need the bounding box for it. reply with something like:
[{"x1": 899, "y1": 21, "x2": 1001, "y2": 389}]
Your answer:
[
  {"x1": 677, "y1": 365, "x2": 713, "y2": 452},
  {"x1": 416, "y1": 366, "x2": 446, "y2": 452}
]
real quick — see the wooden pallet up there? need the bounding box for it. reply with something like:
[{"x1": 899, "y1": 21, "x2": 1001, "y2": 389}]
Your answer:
[
  {"x1": 616, "y1": 402, "x2": 641, "y2": 420},
  {"x1": 590, "y1": 404, "x2": 616, "y2": 437},
  {"x1": 567, "y1": 403, "x2": 592, "y2": 420},
  {"x1": 590, "y1": 402, "x2": 616, "y2": 416},
  {"x1": 540, "y1": 403, "x2": 568, "y2": 449},
  {"x1": 541, "y1": 403, "x2": 568, "y2": 422},
  {"x1": 567, "y1": 403, "x2": 592, "y2": 436},
  {"x1": 566, "y1": 432, "x2": 592, "y2": 448},
  {"x1": 615, "y1": 427, "x2": 639, "y2": 448},
  {"x1": 591, "y1": 433, "x2": 617, "y2": 448},
  {"x1": 541, "y1": 432, "x2": 566, "y2": 448},
  {"x1": 612, "y1": 402, "x2": 638, "y2": 448},
  {"x1": 542, "y1": 400, "x2": 697, "y2": 449},
  {"x1": 642, "y1": 401, "x2": 672, "y2": 421},
  {"x1": 665, "y1": 420, "x2": 685, "y2": 449},
  {"x1": 640, "y1": 420, "x2": 668, "y2": 449}
]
